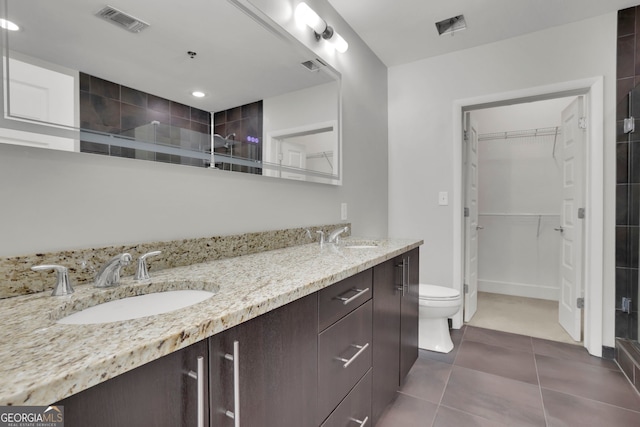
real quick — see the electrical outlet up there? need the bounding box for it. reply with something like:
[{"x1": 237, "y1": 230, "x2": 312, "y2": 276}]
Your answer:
[{"x1": 341, "y1": 203, "x2": 348, "y2": 220}]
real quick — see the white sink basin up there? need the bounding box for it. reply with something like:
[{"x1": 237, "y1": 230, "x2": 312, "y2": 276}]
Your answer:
[{"x1": 57, "y1": 290, "x2": 215, "y2": 325}]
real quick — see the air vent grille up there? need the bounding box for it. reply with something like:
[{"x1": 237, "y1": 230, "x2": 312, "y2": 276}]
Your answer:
[
  {"x1": 435, "y1": 15, "x2": 466, "y2": 36},
  {"x1": 301, "y1": 58, "x2": 327, "y2": 72},
  {"x1": 96, "y1": 5, "x2": 149, "y2": 33}
]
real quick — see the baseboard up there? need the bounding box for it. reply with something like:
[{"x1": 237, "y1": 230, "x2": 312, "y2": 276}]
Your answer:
[{"x1": 478, "y1": 279, "x2": 559, "y2": 301}]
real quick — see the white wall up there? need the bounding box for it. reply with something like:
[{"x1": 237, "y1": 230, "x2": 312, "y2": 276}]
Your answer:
[
  {"x1": 388, "y1": 14, "x2": 617, "y2": 345},
  {"x1": 0, "y1": 0, "x2": 389, "y2": 257}
]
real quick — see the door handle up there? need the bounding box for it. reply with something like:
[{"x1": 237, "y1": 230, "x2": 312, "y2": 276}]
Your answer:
[
  {"x1": 554, "y1": 226, "x2": 564, "y2": 233},
  {"x1": 476, "y1": 226, "x2": 484, "y2": 230}
]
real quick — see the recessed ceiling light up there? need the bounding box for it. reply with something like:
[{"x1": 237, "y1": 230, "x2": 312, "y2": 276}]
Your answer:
[
  {"x1": 192, "y1": 91, "x2": 205, "y2": 98},
  {"x1": 0, "y1": 19, "x2": 20, "y2": 31}
]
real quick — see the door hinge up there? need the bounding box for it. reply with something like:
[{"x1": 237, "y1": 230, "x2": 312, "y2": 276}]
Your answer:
[
  {"x1": 463, "y1": 130, "x2": 469, "y2": 141},
  {"x1": 624, "y1": 117, "x2": 635, "y2": 134},
  {"x1": 578, "y1": 208, "x2": 585, "y2": 219},
  {"x1": 578, "y1": 117, "x2": 587, "y2": 130},
  {"x1": 577, "y1": 297, "x2": 584, "y2": 309},
  {"x1": 464, "y1": 207, "x2": 469, "y2": 217},
  {"x1": 464, "y1": 284, "x2": 469, "y2": 294}
]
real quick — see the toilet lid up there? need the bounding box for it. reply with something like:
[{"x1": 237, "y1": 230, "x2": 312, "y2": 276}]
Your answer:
[{"x1": 419, "y1": 284, "x2": 460, "y2": 300}]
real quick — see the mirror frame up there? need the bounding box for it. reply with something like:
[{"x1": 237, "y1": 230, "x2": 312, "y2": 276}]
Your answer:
[{"x1": 0, "y1": 0, "x2": 343, "y2": 185}]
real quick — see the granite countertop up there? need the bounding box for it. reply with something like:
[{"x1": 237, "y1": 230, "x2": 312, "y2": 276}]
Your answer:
[{"x1": 0, "y1": 238, "x2": 422, "y2": 406}]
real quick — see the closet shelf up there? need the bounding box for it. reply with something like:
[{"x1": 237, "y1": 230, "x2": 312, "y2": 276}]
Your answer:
[{"x1": 479, "y1": 213, "x2": 560, "y2": 217}]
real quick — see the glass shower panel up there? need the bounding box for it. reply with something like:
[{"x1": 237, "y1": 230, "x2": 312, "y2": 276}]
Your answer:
[{"x1": 631, "y1": 85, "x2": 640, "y2": 346}]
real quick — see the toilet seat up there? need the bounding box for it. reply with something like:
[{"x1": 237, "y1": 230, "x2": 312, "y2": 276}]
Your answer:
[{"x1": 419, "y1": 284, "x2": 460, "y2": 301}]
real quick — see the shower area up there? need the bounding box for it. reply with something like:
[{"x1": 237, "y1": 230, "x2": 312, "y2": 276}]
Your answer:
[{"x1": 467, "y1": 98, "x2": 579, "y2": 343}]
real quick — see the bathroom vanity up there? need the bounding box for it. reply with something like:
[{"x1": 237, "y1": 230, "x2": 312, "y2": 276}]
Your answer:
[{"x1": 0, "y1": 238, "x2": 421, "y2": 427}]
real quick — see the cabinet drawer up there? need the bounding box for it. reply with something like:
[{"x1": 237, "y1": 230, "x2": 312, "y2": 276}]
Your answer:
[
  {"x1": 319, "y1": 269, "x2": 372, "y2": 332},
  {"x1": 318, "y1": 300, "x2": 372, "y2": 421},
  {"x1": 321, "y1": 368, "x2": 372, "y2": 427}
]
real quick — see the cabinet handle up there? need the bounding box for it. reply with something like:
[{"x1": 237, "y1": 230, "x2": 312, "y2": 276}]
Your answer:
[
  {"x1": 335, "y1": 287, "x2": 370, "y2": 305},
  {"x1": 336, "y1": 343, "x2": 370, "y2": 368},
  {"x1": 224, "y1": 341, "x2": 240, "y2": 427},
  {"x1": 405, "y1": 256, "x2": 410, "y2": 296},
  {"x1": 350, "y1": 416, "x2": 369, "y2": 426},
  {"x1": 187, "y1": 356, "x2": 205, "y2": 427}
]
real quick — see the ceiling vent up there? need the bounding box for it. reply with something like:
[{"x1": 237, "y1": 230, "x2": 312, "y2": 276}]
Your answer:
[
  {"x1": 95, "y1": 5, "x2": 149, "y2": 33},
  {"x1": 435, "y1": 15, "x2": 466, "y2": 36},
  {"x1": 301, "y1": 58, "x2": 327, "y2": 72}
]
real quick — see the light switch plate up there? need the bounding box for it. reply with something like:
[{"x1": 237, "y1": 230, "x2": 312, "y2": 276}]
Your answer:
[
  {"x1": 341, "y1": 203, "x2": 348, "y2": 220},
  {"x1": 438, "y1": 192, "x2": 448, "y2": 206}
]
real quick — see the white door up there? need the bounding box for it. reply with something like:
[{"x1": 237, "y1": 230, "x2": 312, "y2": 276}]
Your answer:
[
  {"x1": 464, "y1": 113, "x2": 479, "y2": 322},
  {"x1": 558, "y1": 97, "x2": 585, "y2": 341},
  {"x1": 0, "y1": 57, "x2": 77, "y2": 151},
  {"x1": 279, "y1": 140, "x2": 306, "y2": 180}
]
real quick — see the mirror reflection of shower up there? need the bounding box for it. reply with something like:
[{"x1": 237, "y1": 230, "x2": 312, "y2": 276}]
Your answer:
[{"x1": 212, "y1": 133, "x2": 237, "y2": 171}]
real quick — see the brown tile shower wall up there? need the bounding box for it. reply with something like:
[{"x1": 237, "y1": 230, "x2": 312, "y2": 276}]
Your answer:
[
  {"x1": 0, "y1": 223, "x2": 350, "y2": 299},
  {"x1": 616, "y1": 7, "x2": 640, "y2": 340},
  {"x1": 79, "y1": 73, "x2": 211, "y2": 166},
  {"x1": 214, "y1": 101, "x2": 263, "y2": 174}
]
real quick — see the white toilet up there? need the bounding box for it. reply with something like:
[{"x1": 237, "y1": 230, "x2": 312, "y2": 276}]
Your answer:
[{"x1": 418, "y1": 284, "x2": 462, "y2": 353}]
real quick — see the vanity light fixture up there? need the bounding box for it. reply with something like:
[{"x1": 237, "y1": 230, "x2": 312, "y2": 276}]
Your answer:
[
  {"x1": 0, "y1": 19, "x2": 19, "y2": 31},
  {"x1": 295, "y1": 2, "x2": 348, "y2": 53}
]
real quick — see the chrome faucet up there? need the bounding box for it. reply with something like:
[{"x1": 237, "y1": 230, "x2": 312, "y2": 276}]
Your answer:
[
  {"x1": 135, "y1": 250, "x2": 162, "y2": 282},
  {"x1": 327, "y1": 226, "x2": 349, "y2": 244},
  {"x1": 31, "y1": 264, "x2": 74, "y2": 296},
  {"x1": 94, "y1": 253, "x2": 132, "y2": 288}
]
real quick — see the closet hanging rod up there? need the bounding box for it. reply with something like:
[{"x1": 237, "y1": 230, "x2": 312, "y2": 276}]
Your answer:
[{"x1": 478, "y1": 126, "x2": 561, "y2": 141}]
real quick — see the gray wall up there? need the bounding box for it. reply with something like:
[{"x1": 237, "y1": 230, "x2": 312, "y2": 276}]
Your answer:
[{"x1": 0, "y1": 0, "x2": 389, "y2": 257}]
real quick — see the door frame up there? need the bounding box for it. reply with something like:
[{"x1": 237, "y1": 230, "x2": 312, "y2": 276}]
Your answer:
[{"x1": 451, "y1": 77, "x2": 604, "y2": 357}]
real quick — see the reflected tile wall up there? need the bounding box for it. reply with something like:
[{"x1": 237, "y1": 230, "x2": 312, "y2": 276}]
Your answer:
[
  {"x1": 616, "y1": 7, "x2": 640, "y2": 341},
  {"x1": 213, "y1": 101, "x2": 263, "y2": 174},
  {"x1": 79, "y1": 73, "x2": 211, "y2": 166}
]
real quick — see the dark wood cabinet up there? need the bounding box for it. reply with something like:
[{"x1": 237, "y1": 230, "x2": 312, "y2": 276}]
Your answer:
[
  {"x1": 318, "y1": 300, "x2": 372, "y2": 421},
  {"x1": 371, "y1": 258, "x2": 401, "y2": 425},
  {"x1": 58, "y1": 340, "x2": 208, "y2": 427},
  {"x1": 208, "y1": 293, "x2": 318, "y2": 427},
  {"x1": 55, "y1": 247, "x2": 419, "y2": 427},
  {"x1": 400, "y1": 247, "x2": 419, "y2": 382},
  {"x1": 372, "y1": 248, "x2": 420, "y2": 425}
]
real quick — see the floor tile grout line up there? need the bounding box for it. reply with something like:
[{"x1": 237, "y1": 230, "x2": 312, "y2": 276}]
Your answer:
[
  {"x1": 437, "y1": 403, "x2": 509, "y2": 427},
  {"x1": 533, "y1": 345, "x2": 550, "y2": 427},
  {"x1": 538, "y1": 385, "x2": 640, "y2": 414}
]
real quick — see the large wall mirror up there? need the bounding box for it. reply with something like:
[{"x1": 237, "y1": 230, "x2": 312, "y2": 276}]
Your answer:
[{"x1": 0, "y1": 0, "x2": 342, "y2": 184}]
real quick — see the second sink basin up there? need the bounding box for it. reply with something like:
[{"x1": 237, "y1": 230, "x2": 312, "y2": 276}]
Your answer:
[{"x1": 57, "y1": 290, "x2": 215, "y2": 325}]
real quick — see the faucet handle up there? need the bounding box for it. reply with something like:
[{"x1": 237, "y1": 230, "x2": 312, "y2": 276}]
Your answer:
[
  {"x1": 31, "y1": 264, "x2": 74, "y2": 296},
  {"x1": 135, "y1": 250, "x2": 162, "y2": 281}
]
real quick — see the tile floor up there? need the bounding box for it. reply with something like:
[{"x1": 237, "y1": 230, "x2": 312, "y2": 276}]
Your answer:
[
  {"x1": 375, "y1": 326, "x2": 640, "y2": 427},
  {"x1": 467, "y1": 292, "x2": 577, "y2": 344}
]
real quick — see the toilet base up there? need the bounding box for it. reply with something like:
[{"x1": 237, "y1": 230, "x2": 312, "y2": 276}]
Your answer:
[{"x1": 419, "y1": 316, "x2": 454, "y2": 353}]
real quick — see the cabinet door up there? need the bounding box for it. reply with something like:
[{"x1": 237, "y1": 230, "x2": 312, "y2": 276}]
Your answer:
[
  {"x1": 58, "y1": 340, "x2": 208, "y2": 427},
  {"x1": 371, "y1": 258, "x2": 400, "y2": 425},
  {"x1": 209, "y1": 293, "x2": 318, "y2": 427},
  {"x1": 400, "y1": 248, "x2": 420, "y2": 382}
]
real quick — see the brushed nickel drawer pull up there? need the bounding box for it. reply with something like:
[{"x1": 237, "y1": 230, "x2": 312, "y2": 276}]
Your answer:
[
  {"x1": 335, "y1": 287, "x2": 370, "y2": 305},
  {"x1": 350, "y1": 416, "x2": 369, "y2": 426},
  {"x1": 187, "y1": 356, "x2": 205, "y2": 427},
  {"x1": 224, "y1": 340, "x2": 240, "y2": 427},
  {"x1": 336, "y1": 343, "x2": 370, "y2": 368}
]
